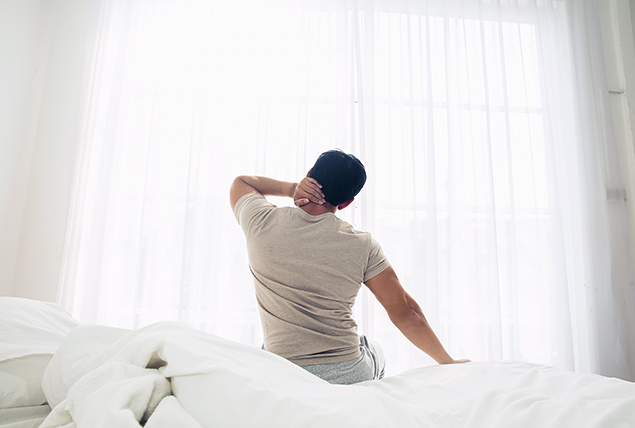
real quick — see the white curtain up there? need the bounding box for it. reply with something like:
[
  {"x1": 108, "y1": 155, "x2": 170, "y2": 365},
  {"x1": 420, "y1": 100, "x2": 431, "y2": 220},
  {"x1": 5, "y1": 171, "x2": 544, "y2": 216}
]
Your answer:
[{"x1": 59, "y1": 0, "x2": 635, "y2": 379}]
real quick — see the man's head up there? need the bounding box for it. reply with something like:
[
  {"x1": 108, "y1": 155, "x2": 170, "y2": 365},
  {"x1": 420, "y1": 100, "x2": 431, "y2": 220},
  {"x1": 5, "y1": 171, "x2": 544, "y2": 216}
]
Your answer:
[{"x1": 308, "y1": 150, "x2": 366, "y2": 208}]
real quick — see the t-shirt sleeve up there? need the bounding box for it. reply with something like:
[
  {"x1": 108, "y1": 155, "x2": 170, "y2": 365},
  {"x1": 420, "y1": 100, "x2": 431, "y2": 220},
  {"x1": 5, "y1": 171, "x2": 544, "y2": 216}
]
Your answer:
[
  {"x1": 233, "y1": 192, "x2": 275, "y2": 235},
  {"x1": 363, "y1": 236, "x2": 391, "y2": 282}
]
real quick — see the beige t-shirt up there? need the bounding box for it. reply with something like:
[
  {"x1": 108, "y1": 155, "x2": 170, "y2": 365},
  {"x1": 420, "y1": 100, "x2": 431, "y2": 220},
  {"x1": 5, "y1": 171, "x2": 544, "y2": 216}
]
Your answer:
[{"x1": 234, "y1": 193, "x2": 390, "y2": 366}]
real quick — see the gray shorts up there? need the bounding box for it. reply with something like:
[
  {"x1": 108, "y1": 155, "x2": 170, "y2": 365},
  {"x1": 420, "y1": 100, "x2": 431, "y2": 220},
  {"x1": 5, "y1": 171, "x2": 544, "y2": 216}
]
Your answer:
[{"x1": 300, "y1": 335, "x2": 386, "y2": 385}]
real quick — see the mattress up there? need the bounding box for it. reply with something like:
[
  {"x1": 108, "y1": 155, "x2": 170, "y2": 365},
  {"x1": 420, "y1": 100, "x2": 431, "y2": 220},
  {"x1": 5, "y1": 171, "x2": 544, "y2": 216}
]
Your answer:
[{"x1": 40, "y1": 321, "x2": 635, "y2": 428}]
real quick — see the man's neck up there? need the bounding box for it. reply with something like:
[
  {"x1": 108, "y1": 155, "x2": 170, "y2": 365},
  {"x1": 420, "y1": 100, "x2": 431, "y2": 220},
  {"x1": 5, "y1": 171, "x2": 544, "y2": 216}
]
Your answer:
[{"x1": 300, "y1": 202, "x2": 337, "y2": 216}]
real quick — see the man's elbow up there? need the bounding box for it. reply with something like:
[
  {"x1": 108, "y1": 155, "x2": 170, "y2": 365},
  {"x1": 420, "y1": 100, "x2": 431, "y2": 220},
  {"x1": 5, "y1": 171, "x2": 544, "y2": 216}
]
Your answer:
[
  {"x1": 229, "y1": 176, "x2": 247, "y2": 209},
  {"x1": 230, "y1": 176, "x2": 259, "y2": 210},
  {"x1": 231, "y1": 176, "x2": 248, "y2": 188}
]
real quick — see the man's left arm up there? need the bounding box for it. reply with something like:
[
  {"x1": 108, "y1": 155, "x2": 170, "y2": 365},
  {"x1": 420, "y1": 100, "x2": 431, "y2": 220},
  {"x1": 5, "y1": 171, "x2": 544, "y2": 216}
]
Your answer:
[
  {"x1": 230, "y1": 175, "x2": 324, "y2": 210},
  {"x1": 365, "y1": 266, "x2": 470, "y2": 365}
]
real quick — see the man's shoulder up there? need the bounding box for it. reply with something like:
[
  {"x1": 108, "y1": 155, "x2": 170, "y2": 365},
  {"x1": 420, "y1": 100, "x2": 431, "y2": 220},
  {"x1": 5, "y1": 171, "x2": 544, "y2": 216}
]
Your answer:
[
  {"x1": 235, "y1": 191, "x2": 267, "y2": 207},
  {"x1": 331, "y1": 219, "x2": 375, "y2": 245},
  {"x1": 335, "y1": 218, "x2": 370, "y2": 235},
  {"x1": 234, "y1": 192, "x2": 277, "y2": 226}
]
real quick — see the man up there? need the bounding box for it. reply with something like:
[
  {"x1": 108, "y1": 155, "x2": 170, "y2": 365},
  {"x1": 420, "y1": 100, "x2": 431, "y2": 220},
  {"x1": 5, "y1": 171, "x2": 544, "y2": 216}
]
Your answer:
[{"x1": 231, "y1": 150, "x2": 467, "y2": 385}]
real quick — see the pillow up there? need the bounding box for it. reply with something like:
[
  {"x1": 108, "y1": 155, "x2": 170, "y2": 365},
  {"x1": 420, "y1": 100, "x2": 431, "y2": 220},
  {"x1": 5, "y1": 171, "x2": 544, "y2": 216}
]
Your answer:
[
  {"x1": 0, "y1": 297, "x2": 80, "y2": 362},
  {"x1": 0, "y1": 354, "x2": 51, "y2": 408},
  {"x1": 0, "y1": 297, "x2": 79, "y2": 409}
]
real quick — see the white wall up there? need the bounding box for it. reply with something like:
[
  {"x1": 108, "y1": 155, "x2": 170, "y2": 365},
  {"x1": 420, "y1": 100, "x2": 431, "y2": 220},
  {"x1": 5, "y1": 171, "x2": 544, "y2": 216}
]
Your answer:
[
  {"x1": 0, "y1": 0, "x2": 54, "y2": 297},
  {"x1": 0, "y1": 0, "x2": 92, "y2": 301},
  {"x1": 632, "y1": 0, "x2": 635, "y2": 60}
]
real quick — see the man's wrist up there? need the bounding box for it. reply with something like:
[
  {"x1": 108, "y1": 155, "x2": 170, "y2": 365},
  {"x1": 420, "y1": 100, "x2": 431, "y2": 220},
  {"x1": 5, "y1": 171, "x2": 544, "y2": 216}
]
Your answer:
[{"x1": 287, "y1": 182, "x2": 299, "y2": 199}]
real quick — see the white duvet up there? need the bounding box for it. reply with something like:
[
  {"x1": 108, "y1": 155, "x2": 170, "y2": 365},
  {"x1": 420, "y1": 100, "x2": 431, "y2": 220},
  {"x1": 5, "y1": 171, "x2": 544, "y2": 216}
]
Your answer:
[{"x1": 40, "y1": 321, "x2": 635, "y2": 428}]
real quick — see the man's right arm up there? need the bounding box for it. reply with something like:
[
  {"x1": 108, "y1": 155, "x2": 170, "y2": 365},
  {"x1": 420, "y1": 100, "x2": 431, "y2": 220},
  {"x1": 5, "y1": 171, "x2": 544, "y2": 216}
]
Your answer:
[
  {"x1": 230, "y1": 175, "x2": 325, "y2": 211},
  {"x1": 364, "y1": 267, "x2": 469, "y2": 365}
]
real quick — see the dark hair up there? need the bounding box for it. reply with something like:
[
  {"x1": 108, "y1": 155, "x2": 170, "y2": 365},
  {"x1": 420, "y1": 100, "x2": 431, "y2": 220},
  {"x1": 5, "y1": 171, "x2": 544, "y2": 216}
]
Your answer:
[{"x1": 308, "y1": 150, "x2": 367, "y2": 206}]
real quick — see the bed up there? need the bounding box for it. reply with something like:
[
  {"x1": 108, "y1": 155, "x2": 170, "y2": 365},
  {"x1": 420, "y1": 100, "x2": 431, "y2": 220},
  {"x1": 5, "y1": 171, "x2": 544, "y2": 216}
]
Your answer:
[{"x1": 1, "y1": 297, "x2": 634, "y2": 428}]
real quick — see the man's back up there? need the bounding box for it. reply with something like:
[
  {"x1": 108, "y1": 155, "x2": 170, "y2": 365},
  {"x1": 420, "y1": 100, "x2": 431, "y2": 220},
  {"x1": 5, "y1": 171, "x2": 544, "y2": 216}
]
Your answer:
[
  {"x1": 234, "y1": 192, "x2": 389, "y2": 366},
  {"x1": 230, "y1": 151, "x2": 466, "y2": 383}
]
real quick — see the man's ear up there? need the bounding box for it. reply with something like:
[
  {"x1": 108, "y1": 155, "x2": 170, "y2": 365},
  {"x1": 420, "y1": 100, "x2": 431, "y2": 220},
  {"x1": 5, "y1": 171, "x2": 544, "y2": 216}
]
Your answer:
[
  {"x1": 337, "y1": 198, "x2": 354, "y2": 210},
  {"x1": 306, "y1": 168, "x2": 312, "y2": 177}
]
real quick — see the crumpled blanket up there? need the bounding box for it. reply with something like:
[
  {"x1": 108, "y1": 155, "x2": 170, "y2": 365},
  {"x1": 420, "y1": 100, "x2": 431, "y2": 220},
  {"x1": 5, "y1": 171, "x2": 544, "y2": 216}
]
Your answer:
[
  {"x1": 40, "y1": 361, "x2": 201, "y2": 428},
  {"x1": 40, "y1": 321, "x2": 635, "y2": 428}
]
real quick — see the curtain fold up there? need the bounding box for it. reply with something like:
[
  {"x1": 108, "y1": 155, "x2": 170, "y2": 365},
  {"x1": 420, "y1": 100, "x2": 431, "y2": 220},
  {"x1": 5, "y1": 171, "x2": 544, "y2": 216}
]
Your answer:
[{"x1": 59, "y1": 0, "x2": 634, "y2": 379}]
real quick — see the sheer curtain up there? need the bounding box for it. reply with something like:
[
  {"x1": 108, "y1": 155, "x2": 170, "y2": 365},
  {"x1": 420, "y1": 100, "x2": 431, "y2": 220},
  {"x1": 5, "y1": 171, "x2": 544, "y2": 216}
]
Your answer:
[{"x1": 59, "y1": 0, "x2": 634, "y2": 379}]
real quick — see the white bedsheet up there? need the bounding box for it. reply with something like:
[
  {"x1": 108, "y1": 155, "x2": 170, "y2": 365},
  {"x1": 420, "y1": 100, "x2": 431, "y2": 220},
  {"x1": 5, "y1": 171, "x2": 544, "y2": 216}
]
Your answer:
[{"x1": 41, "y1": 321, "x2": 635, "y2": 428}]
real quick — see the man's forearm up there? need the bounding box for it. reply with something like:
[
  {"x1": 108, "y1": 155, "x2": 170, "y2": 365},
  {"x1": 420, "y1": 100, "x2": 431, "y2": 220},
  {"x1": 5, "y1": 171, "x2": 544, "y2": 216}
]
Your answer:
[
  {"x1": 230, "y1": 175, "x2": 325, "y2": 210},
  {"x1": 394, "y1": 308, "x2": 454, "y2": 364},
  {"x1": 236, "y1": 176, "x2": 297, "y2": 198},
  {"x1": 365, "y1": 267, "x2": 460, "y2": 365}
]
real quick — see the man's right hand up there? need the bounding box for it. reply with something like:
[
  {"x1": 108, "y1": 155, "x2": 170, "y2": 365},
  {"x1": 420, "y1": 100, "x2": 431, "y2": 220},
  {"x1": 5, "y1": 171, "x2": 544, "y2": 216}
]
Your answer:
[
  {"x1": 293, "y1": 177, "x2": 325, "y2": 206},
  {"x1": 444, "y1": 359, "x2": 471, "y2": 364}
]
